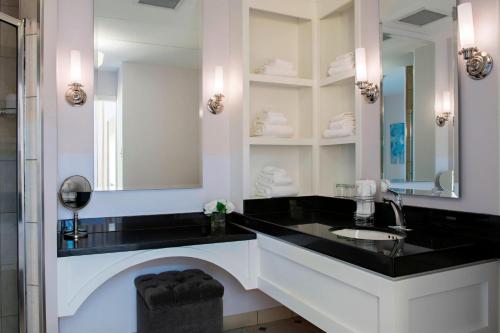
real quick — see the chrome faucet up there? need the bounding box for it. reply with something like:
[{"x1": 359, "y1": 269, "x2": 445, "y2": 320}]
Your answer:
[{"x1": 383, "y1": 189, "x2": 411, "y2": 232}]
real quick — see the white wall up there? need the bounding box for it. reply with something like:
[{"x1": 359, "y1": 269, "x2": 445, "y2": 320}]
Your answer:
[{"x1": 119, "y1": 63, "x2": 201, "y2": 190}]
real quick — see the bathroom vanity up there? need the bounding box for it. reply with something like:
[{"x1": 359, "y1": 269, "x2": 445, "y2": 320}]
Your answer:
[{"x1": 57, "y1": 197, "x2": 499, "y2": 333}]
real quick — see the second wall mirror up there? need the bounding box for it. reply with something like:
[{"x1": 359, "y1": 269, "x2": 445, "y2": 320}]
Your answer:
[
  {"x1": 380, "y1": 0, "x2": 460, "y2": 198},
  {"x1": 93, "y1": 0, "x2": 202, "y2": 191}
]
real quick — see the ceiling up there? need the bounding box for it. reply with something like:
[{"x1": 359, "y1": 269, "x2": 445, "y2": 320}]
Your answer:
[{"x1": 94, "y1": 0, "x2": 202, "y2": 71}]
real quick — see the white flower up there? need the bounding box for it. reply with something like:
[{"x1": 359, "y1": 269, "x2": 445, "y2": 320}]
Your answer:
[{"x1": 204, "y1": 199, "x2": 235, "y2": 215}]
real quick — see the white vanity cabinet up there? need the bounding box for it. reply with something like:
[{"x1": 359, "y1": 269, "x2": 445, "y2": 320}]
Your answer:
[
  {"x1": 256, "y1": 234, "x2": 498, "y2": 333},
  {"x1": 58, "y1": 235, "x2": 498, "y2": 333}
]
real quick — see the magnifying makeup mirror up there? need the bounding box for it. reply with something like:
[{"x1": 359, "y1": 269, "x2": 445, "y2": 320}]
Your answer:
[{"x1": 59, "y1": 175, "x2": 93, "y2": 240}]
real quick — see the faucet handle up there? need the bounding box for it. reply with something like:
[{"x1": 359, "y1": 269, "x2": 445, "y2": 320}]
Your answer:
[{"x1": 389, "y1": 225, "x2": 412, "y2": 232}]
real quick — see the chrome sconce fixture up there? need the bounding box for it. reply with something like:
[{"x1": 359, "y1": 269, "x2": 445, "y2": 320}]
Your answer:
[
  {"x1": 457, "y1": 2, "x2": 493, "y2": 80},
  {"x1": 208, "y1": 66, "x2": 224, "y2": 114},
  {"x1": 66, "y1": 50, "x2": 87, "y2": 106},
  {"x1": 355, "y1": 48, "x2": 379, "y2": 104},
  {"x1": 435, "y1": 91, "x2": 454, "y2": 127}
]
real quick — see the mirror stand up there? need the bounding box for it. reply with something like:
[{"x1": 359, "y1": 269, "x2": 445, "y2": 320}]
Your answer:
[{"x1": 63, "y1": 212, "x2": 88, "y2": 240}]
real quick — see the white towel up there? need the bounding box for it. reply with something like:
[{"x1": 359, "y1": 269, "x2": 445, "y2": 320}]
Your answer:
[
  {"x1": 267, "y1": 58, "x2": 295, "y2": 70},
  {"x1": 255, "y1": 184, "x2": 299, "y2": 198},
  {"x1": 252, "y1": 123, "x2": 294, "y2": 138},
  {"x1": 257, "y1": 174, "x2": 293, "y2": 186},
  {"x1": 256, "y1": 66, "x2": 298, "y2": 77},
  {"x1": 323, "y1": 127, "x2": 355, "y2": 138},
  {"x1": 328, "y1": 66, "x2": 354, "y2": 77},
  {"x1": 335, "y1": 52, "x2": 354, "y2": 62},
  {"x1": 329, "y1": 60, "x2": 355, "y2": 69},
  {"x1": 330, "y1": 112, "x2": 355, "y2": 122},
  {"x1": 261, "y1": 166, "x2": 287, "y2": 176},
  {"x1": 256, "y1": 112, "x2": 288, "y2": 125},
  {"x1": 329, "y1": 119, "x2": 356, "y2": 130}
]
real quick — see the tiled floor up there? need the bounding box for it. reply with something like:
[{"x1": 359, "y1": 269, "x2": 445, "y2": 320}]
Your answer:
[{"x1": 226, "y1": 317, "x2": 325, "y2": 333}]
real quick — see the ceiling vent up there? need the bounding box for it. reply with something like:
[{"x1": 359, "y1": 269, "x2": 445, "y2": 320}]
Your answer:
[
  {"x1": 398, "y1": 9, "x2": 447, "y2": 27},
  {"x1": 138, "y1": 0, "x2": 182, "y2": 9}
]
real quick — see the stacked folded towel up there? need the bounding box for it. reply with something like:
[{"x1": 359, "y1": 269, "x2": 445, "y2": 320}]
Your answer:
[
  {"x1": 323, "y1": 112, "x2": 355, "y2": 138},
  {"x1": 255, "y1": 166, "x2": 299, "y2": 198},
  {"x1": 327, "y1": 52, "x2": 355, "y2": 77},
  {"x1": 255, "y1": 58, "x2": 298, "y2": 78},
  {"x1": 252, "y1": 111, "x2": 294, "y2": 138}
]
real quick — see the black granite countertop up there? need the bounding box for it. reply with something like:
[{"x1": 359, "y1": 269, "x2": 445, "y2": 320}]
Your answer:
[
  {"x1": 235, "y1": 196, "x2": 499, "y2": 278},
  {"x1": 57, "y1": 213, "x2": 256, "y2": 257}
]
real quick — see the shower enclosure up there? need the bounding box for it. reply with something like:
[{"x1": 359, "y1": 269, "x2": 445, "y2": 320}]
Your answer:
[{"x1": 0, "y1": 9, "x2": 43, "y2": 333}]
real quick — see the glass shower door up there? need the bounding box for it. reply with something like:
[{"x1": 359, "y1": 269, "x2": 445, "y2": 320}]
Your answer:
[{"x1": 0, "y1": 12, "x2": 24, "y2": 333}]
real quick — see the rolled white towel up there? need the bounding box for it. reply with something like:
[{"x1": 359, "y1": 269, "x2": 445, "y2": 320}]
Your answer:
[
  {"x1": 261, "y1": 166, "x2": 287, "y2": 176},
  {"x1": 329, "y1": 119, "x2": 356, "y2": 130},
  {"x1": 329, "y1": 60, "x2": 355, "y2": 69},
  {"x1": 323, "y1": 127, "x2": 355, "y2": 138},
  {"x1": 257, "y1": 110, "x2": 285, "y2": 118},
  {"x1": 257, "y1": 174, "x2": 293, "y2": 186},
  {"x1": 328, "y1": 66, "x2": 354, "y2": 77},
  {"x1": 254, "y1": 118, "x2": 288, "y2": 126},
  {"x1": 335, "y1": 52, "x2": 354, "y2": 62},
  {"x1": 255, "y1": 184, "x2": 299, "y2": 198},
  {"x1": 256, "y1": 66, "x2": 298, "y2": 77},
  {"x1": 252, "y1": 123, "x2": 294, "y2": 138},
  {"x1": 330, "y1": 112, "x2": 355, "y2": 122},
  {"x1": 256, "y1": 112, "x2": 288, "y2": 125},
  {"x1": 267, "y1": 58, "x2": 295, "y2": 70}
]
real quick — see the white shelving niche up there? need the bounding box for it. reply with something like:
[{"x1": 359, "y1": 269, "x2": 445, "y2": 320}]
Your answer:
[{"x1": 236, "y1": 0, "x2": 362, "y2": 200}]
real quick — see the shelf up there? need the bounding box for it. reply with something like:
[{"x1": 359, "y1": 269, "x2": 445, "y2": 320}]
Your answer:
[
  {"x1": 320, "y1": 70, "x2": 355, "y2": 87},
  {"x1": 249, "y1": 74, "x2": 313, "y2": 88},
  {"x1": 319, "y1": 136, "x2": 356, "y2": 146},
  {"x1": 249, "y1": 137, "x2": 313, "y2": 146}
]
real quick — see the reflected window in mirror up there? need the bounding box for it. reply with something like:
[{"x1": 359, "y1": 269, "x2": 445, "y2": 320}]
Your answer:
[
  {"x1": 94, "y1": 0, "x2": 202, "y2": 191},
  {"x1": 380, "y1": 0, "x2": 459, "y2": 198}
]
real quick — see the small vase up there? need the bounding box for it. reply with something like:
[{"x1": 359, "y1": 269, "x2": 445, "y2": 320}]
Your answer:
[{"x1": 210, "y1": 212, "x2": 226, "y2": 233}]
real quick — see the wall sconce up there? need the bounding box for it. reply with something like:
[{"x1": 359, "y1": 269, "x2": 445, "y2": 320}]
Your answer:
[
  {"x1": 435, "y1": 91, "x2": 453, "y2": 127},
  {"x1": 457, "y1": 2, "x2": 493, "y2": 80},
  {"x1": 355, "y1": 48, "x2": 379, "y2": 104},
  {"x1": 66, "y1": 50, "x2": 87, "y2": 106},
  {"x1": 208, "y1": 66, "x2": 224, "y2": 114}
]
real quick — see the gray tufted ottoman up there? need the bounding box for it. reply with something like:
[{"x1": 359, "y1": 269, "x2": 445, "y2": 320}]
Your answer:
[{"x1": 135, "y1": 269, "x2": 224, "y2": 333}]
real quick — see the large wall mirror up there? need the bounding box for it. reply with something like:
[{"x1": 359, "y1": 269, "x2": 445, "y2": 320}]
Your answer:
[
  {"x1": 93, "y1": 0, "x2": 202, "y2": 191},
  {"x1": 380, "y1": 0, "x2": 460, "y2": 198}
]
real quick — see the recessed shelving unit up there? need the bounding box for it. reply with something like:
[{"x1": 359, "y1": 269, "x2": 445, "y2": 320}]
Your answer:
[{"x1": 237, "y1": 0, "x2": 361, "y2": 200}]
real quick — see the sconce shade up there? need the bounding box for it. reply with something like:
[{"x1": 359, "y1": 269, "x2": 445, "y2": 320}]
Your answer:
[
  {"x1": 434, "y1": 94, "x2": 442, "y2": 115},
  {"x1": 70, "y1": 50, "x2": 82, "y2": 83},
  {"x1": 442, "y1": 91, "x2": 451, "y2": 113},
  {"x1": 458, "y1": 3, "x2": 475, "y2": 49},
  {"x1": 97, "y1": 51, "x2": 104, "y2": 68},
  {"x1": 355, "y1": 48, "x2": 367, "y2": 82},
  {"x1": 214, "y1": 66, "x2": 224, "y2": 94}
]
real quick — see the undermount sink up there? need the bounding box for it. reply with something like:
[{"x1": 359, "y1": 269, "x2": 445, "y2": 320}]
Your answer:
[{"x1": 330, "y1": 228, "x2": 405, "y2": 241}]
